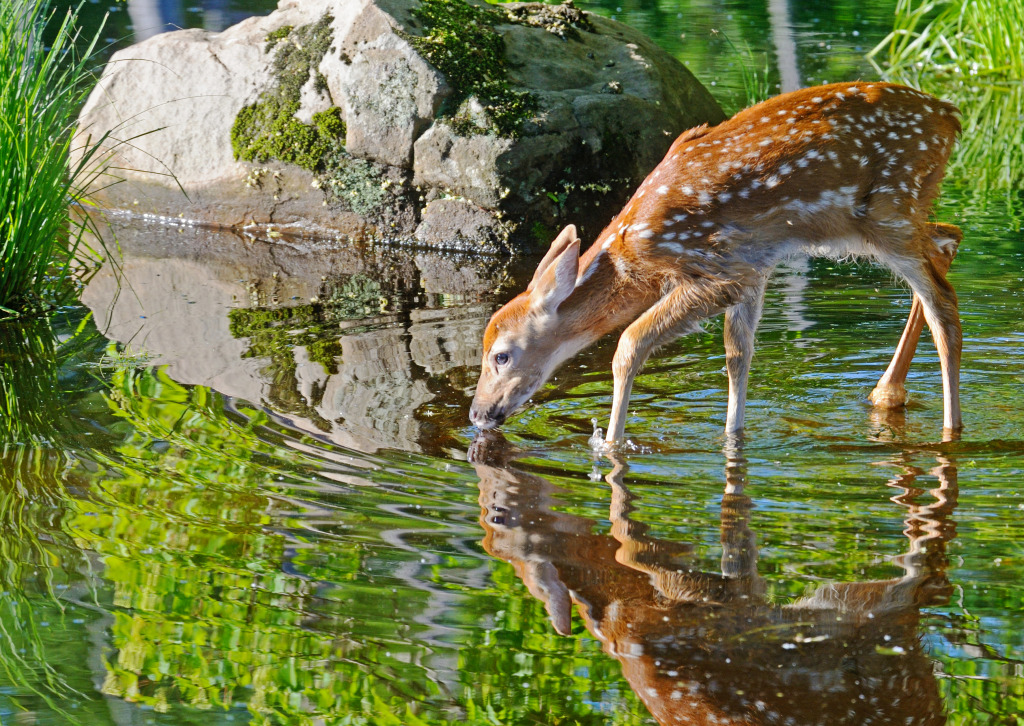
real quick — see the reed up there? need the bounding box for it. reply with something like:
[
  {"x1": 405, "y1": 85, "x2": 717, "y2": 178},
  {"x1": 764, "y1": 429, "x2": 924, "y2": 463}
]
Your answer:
[
  {"x1": 868, "y1": 0, "x2": 1023, "y2": 190},
  {"x1": 0, "y1": 0, "x2": 115, "y2": 317}
]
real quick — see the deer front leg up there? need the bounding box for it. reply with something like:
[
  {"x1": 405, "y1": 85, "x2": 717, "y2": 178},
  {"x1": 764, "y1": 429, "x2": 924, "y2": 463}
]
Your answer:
[
  {"x1": 724, "y1": 274, "x2": 769, "y2": 434},
  {"x1": 871, "y1": 223, "x2": 962, "y2": 409},
  {"x1": 606, "y1": 280, "x2": 741, "y2": 443}
]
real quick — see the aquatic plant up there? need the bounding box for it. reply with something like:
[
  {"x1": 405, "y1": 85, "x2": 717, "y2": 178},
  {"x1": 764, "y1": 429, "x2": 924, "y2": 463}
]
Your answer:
[
  {"x1": 0, "y1": 0, "x2": 117, "y2": 317},
  {"x1": 868, "y1": 0, "x2": 1024, "y2": 191},
  {"x1": 714, "y1": 31, "x2": 772, "y2": 112}
]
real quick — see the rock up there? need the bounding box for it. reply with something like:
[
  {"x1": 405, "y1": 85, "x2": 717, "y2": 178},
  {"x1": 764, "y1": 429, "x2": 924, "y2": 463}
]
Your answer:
[
  {"x1": 76, "y1": 0, "x2": 726, "y2": 249},
  {"x1": 414, "y1": 198, "x2": 508, "y2": 251}
]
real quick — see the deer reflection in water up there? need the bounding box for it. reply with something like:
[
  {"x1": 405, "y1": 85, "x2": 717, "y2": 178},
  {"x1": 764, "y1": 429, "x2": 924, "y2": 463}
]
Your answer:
[{"x1": 470, "y1": 434, "x2": 957, "y2": 726}]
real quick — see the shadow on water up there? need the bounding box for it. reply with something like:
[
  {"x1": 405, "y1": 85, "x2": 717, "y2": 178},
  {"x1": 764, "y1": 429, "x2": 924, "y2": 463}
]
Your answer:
[{"x1": 471, "y1": 430, "x2": 958, "y2": 726}]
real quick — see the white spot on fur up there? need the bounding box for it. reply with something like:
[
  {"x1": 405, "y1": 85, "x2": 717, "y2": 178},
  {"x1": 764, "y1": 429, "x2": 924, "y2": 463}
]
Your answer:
[{"x1": 656, "y1": 185, "x2": 669, "y2": 195}]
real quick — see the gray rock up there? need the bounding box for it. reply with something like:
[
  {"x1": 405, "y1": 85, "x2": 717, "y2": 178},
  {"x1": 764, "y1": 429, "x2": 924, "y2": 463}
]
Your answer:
[
  {"x1": 337, "y1": 7, "x2": 451, "y2": 168},
  {"x1": 415, "y1": 198, "x2": 508, "y2": 249},
  {"x1": 75, "y1": 0, "x2": 726, "y2": 249}
]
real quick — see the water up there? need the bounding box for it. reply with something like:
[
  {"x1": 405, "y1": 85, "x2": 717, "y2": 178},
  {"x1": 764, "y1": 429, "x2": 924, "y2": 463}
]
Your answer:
[{"x1": 6, "y1": 1, "x2": 1024, "y2": 724}]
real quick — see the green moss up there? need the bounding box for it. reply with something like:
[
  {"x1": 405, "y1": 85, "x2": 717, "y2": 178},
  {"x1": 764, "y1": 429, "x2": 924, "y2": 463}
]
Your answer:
[
  {"x1": 263, "y1": 25, "x2": 293, "y2": 51},
  {"x1": 231, "y1": 15, "x2": 344, "y2": 173},
  {"x1": 312, "y1": 106, "x2": 345, "y2": 139},
  {"x1": 231, "y1": 16, "x2": 401, "y2": 219},
  {"x1": 232, "y1": 97, "x2": 331, "y2": 171},
  {"x1": 402, "y1": 0, "x2": 536, "y2": 138}
]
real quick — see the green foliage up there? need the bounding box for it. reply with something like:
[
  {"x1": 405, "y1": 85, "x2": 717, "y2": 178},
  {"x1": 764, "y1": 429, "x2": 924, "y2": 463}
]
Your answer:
[
  {"x1": 868, "y1": 0, "x2": 1024, "y2": 190},
  {"x1": 715, "y1": 31, "x2": 772, "y2": 111},
  {"x1": 0, "y1": 0, "x2": 113, "y2": 316},
  {"x1": 231, "y1": 15, "x2": 344, "y2": 172},
  {"x1": 403, "y1": 0, "x2": 536, "y2": 137}
]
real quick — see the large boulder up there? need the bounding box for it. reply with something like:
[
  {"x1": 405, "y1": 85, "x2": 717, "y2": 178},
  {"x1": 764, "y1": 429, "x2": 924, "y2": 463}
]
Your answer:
[{"x1": 76, "y1": 0, "x2": 725, "y2": 250}]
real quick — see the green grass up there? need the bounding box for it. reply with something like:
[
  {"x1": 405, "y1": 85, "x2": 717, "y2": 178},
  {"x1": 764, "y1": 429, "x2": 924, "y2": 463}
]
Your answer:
[
  {"x1": 716, "y1": 30, "x2": 772, "y2": 112},
  {"x1": 0, "y1": 0, "x2": 114, "y2": 317},
  {"x1": 868, "y1": 0, "x2": 1024, "y2": 190}
]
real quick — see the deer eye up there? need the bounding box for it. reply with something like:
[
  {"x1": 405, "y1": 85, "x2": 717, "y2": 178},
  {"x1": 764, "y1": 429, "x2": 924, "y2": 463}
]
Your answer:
[{"x1": 494, "y1": 352, "x2": 510, "y2": 366}]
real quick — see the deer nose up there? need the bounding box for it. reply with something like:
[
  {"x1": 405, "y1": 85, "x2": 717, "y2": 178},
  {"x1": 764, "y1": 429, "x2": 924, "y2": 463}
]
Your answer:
[{"x1": 469, "y1": 405, "x2": 506, "y2": 429}]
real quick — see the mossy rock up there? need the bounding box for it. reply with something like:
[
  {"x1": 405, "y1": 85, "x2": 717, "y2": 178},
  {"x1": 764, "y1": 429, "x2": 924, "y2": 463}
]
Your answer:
[{"x1": 231, "y1": 16, "x2": 344, "y2": 173}]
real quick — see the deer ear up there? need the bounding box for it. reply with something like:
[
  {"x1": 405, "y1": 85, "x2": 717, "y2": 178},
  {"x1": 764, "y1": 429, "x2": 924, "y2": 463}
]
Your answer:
[
  {"x1": 529, "y1": 238, "x2": 579, "y2": 313},
  {"x1": 528, "y1": 225, "x2": 579, "y2": 292},
  {"x1": 527, "y1": 561, "x2": 573, "y2": 636}
]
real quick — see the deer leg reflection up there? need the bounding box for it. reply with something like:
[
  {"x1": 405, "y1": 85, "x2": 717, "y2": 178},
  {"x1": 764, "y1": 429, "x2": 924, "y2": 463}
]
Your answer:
[
  {"x1": 606, "y1": 452, "x2": 764, "y2": 603},
  {"x1": 471, "y1": 431, "x2": 959, "y2": 726}
]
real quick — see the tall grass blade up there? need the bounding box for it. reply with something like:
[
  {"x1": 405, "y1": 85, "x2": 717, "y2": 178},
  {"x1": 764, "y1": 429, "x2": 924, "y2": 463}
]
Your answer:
[
  {"x1": 0, "y1": 0, "x2": 110, "y2": 317},
  {"x1": 867, "y1": 0, "x2": 1024, "y2": 192}
]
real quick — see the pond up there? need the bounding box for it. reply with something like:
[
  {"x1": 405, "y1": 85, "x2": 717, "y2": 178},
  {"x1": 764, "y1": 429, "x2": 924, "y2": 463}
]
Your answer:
[{"x1": 4, "y1": 0, "x2": 1024, "y2": 724}]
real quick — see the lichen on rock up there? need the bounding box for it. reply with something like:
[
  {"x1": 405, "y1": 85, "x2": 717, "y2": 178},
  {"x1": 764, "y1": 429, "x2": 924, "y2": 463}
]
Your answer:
[{"x1": 502, "y1": 0, "x2": 595, "y2": 40}]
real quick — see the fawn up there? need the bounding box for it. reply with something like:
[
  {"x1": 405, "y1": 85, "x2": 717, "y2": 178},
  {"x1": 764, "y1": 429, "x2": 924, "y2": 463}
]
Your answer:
[{"x1": 470, "y1": 82, "x2": 963, "y2": 443}]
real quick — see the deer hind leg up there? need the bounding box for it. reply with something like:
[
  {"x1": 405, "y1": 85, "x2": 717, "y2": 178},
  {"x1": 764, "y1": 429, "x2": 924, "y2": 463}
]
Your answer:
[
  {"x1": 881, "y1": 224, "x2": 963, "y2": 431},
  {"x1": 724, "y1": 273, "x2": 769, "y2": 434},
  {"x1": 870, "y1": 223, "x2": 962, "y2": 411}
]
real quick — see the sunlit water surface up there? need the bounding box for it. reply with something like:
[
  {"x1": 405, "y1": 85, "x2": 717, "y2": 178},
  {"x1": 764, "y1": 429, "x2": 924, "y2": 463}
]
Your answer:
[{"x1": 6, "y1": 1, "x2": 1024, "y2": 724}]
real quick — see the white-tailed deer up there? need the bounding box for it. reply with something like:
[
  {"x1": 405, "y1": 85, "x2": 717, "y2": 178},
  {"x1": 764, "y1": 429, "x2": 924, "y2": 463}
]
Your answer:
[{"x1": 470, "y1": 82, "x2": 963, "y2": 442}]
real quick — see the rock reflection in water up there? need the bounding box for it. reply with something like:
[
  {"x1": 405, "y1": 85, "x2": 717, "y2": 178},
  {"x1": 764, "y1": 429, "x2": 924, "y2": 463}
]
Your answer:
[
  {"x1": 82, "y1": 220, "x2": 506, "y2": 454},
  {"x1": 471, "y1": 433, "x2": 957, "y2": 726}
]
